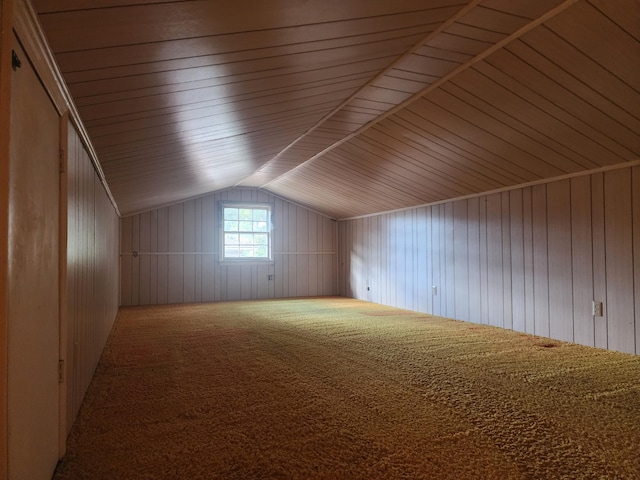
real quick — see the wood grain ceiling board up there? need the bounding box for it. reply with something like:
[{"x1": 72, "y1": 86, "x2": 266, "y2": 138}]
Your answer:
[
  {"x1": 34, "y1": 0, "x2": 446, "y2": 215},
  {"x1": 241, "y1": 0, "x2": 575, "y2": 189},
  {"x1": 266, "y1": 0, "x2": 640, "y2": 218},
  {"x1": 33, "y1": 0, "x2": 640, "y2": 218}
]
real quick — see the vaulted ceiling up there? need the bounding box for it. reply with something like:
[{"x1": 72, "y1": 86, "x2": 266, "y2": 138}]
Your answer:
[{"x1": 33, "y1": 0, "x2": 640, "y2": 218}]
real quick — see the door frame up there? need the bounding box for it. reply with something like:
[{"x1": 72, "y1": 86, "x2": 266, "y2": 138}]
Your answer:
[{"x1": 0, "y1": 0, "x2": 14, "y2": 478}]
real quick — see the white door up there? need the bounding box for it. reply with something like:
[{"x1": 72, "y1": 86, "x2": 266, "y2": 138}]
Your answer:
[{"x1": 7, "y1": 37, "x2": 61, "y2": 480}]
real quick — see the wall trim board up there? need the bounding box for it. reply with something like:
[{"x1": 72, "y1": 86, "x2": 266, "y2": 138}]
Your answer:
[
  {"x1": 339, "y1": 160, "x2": 640, "y2": 222},
  {"x1": 11, "y1": 0, "x2": 120, "y2": 217},
  {"x1": 0, "y1": 1, "x2": 13, "y2": 477},
  {"x1": 120, "y1": 251, "x2": 337, "y2": 256}
]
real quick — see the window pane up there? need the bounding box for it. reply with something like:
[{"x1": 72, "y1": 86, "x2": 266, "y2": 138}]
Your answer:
[
  {"x1": 239, "y1": 221, "x2": 253, "y2": 232},
  {"x1": 239, "y1": 233, "x2": 254, "y2": 244},
  {"x1": 224, "y1": 208, "x2": 238, "y2": 220},
  {"x1": 254, "y1": 233, "x2": 268, "y2": 245},
  {"x1": 253, "y1": 209, "x2": 267, "y2": 221},
  {"x1": 225, "y1": 233, "x2": 239, "y2": 244},
  {"x1": 255, "y1": 246, "x2": 268, "y2": 257},
  {"x1": 255, "y1": 221, "x2": 268, "y2": 232},
  {"x1": 225, "y1": 246, "x2": 240, "y2": 257},
  {"x1": 239, "y1": 246, "x2": 253, "y2": 257},
  {"x1": 239, "y1": 209, "x2": 253, "y2": 220},
  {"x1": 224, "y1": 220, "x2": 238, "y2": 231}
]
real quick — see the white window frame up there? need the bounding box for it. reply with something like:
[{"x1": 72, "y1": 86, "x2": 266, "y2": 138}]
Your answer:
[{"x1": 220, "y1": 202, "x2": 273, "y2": 263}]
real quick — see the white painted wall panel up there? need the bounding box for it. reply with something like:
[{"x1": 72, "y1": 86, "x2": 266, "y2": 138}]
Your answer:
[
  {"x1": 604, "y1": 169, "x2": 635, "y2": 354},
  {"x1": 339, "y1": 166, "x2": 640, "y2": 355},
  {"x1": 591, "y1": 173, "x2": 609, "y2": 349},
  {"x1": 547, "y1": 180, "x2": 573, "y2": 342},
  {"x1": 571, "y1": 176, "x2": 595, "y2": 347},
  {"x1": 532, "y1": 185, "x2": 550, "y2": 338},
  {"x1": 66, "y1": 123, "x2": 119, "y2": 432},
  {"x1": 510, "y1": 190, "x2": 525, "y2": 333}
]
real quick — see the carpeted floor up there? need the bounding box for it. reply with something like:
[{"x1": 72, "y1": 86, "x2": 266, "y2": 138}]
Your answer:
[{"x1": 54, "y1": 297, "x2": 640, "y2": 479}]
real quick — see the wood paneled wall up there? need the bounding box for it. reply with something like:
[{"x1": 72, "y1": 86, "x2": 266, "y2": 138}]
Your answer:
[
  {"x1": 65, "y1": 122, "x2": 120, "y2": 432},
  {"x1": 120, "y1": 188, "x2": 337, "y2": 305},
  {"x1": 339, "y1": 165, "x2": 640, "y2": 355}
]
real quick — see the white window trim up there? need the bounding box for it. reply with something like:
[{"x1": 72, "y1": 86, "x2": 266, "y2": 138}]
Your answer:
[{"x1": 219, "y1": 201, "x2": 274, "y2": 263}]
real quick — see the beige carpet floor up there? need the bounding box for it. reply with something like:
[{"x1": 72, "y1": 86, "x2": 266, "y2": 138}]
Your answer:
[{"x1": 54, "y1": 297, "x2": 640, "y2": 479}]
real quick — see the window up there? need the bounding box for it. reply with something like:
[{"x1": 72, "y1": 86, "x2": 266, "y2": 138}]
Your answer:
[{"x1": 221, "y1": 203, "x2": 272, "y2": 261}]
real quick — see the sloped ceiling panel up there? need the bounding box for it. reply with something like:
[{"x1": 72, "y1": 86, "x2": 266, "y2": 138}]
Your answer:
[
  {"x1": 34, "y1": 0, "x2": 464, "y2": 215},
  {"x1": 265, "y1": 0, "x2": 640, "y2": 218},
  {"x1": 34, "y1": 0, "x2": 640, "y2": 219}
]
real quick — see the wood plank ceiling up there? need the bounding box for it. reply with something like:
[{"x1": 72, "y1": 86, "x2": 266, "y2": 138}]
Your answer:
[{"x1": 33, "y1": 0, "x2": 640, "y2": 218}]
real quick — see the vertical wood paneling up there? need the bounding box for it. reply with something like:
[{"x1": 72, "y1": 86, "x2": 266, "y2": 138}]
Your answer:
[
  {"x1": 138, "y1": 212, "x2": 151, "y2": 305},
  {"x1": 66, "y1": 123, "x2": 119, "y2": 436},
  {"x1": 547, "y1": 180, "x2": 573, "y2": 342},
  {"x1": 431, "y1": 205, "x2": 442, "y2": 316},
  {"x1": 388, "y1": 213, "x2": 398, "y2": 307},
  {"x1": 522, "y1": 187, "x2": 535, "y2": 334},
  {"x1": 121, "y1": 187, "x2": 337, "y2": 305},
  {"x1": 501, "y1": 192, "x2": 512, "y2": 331},
  {"x1": 194, "y1": 199, "x2": 203, "y2": 302},
  {"x1": 287, "y1": 202, "x2": 297, "y2": 296},
  {"x1": 425, "y1": 206, "x2": 433, "y2": 314},
  {"x1": 183, "y1": 200, "x2": 196, "y2": 303},
  {"x1": 591, "y1": 173, "x2": 608, "y2": 349},
  {"x1": 156, "y1": 207, "x2": 168, "y2": 304},
  {"x1": 486, "y1": 193, "x2": 503, "y2": 328},
  {"x1": 308, "y1": 212, "x2": 319, "y2": 296},
  {"x1": 453, "y1": 201, "x2": 469, "y2": 322},
  {"x1": 416, "y1": 207, "x2": 428, "y2": 313},
  {"x1": 479, "y1": 197, "x2": 489, "y2": 325},
  {"x1": 168, "y1": 203, "x2": 184, "y2": 304},
  {"x1": 571, "y1": 176, "x2": 594, "y2": 347},
  {"x1": 324, "y1": 218, "x2": 334, "y2": 296},
  {"x1": 604, "y1": 169, "x2": 635, "y2": 354},
  {"x1": 444, "y1": 203, "x2": 455, "y2": 318},
  {"x1": 467, "y1": 198, "x2": 481, "y2": 324},
  {"x1": 297, "y1": 208, "x2": 309, "y2": 297},
  {"x1": 370, "y1": 215, "x2": 379, "y2": 302},
  {"x1": 149, "y1": 209, "x2": 158, "y2": 305},
  {"x1": 120, "y1": 217, "x2": 132, "y2": 306},
  {"x1": 277, "y1": 199, "x2": 288, "y2": 297},
  {"x1": 201, "y1": 195, "x2": 215, "y2": 302},
  {"x1": 131, "y1": 215, "x2": 140, "y2": 305},
  {"x1": 532, "y1": 184, "x2": 550, "y2": 338},
  {"x1": 439, "y1": 206, "x2": 446, "y2": 315},
  {"x1": 357, "y1": 218, "x2": 365, "y2": 300},
  {"x1": 404, "y1": 211, "x2": 414, "y2": 310},
  {"x1": 634, "y1": 166, "x2": 640, "y2": 354},
  {"x1": 510, "y1": 190, "x2": 525, "y2": 332},
  {"x1": 338, "y1": 165, "x2": 640, "y2": 355}
]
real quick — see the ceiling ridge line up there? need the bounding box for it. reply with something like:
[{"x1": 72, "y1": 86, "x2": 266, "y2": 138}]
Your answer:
[
  {"x1": 237, "y1": 1, "x2": 483, "y2": 186},
  {"x1": 261, "y1": 0, "x2": 582, "y2": 189}
]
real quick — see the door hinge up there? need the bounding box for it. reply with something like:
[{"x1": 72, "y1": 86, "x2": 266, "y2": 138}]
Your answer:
[{"x1": 58, "y1": 359, "x2": 65, "y2": 384}]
